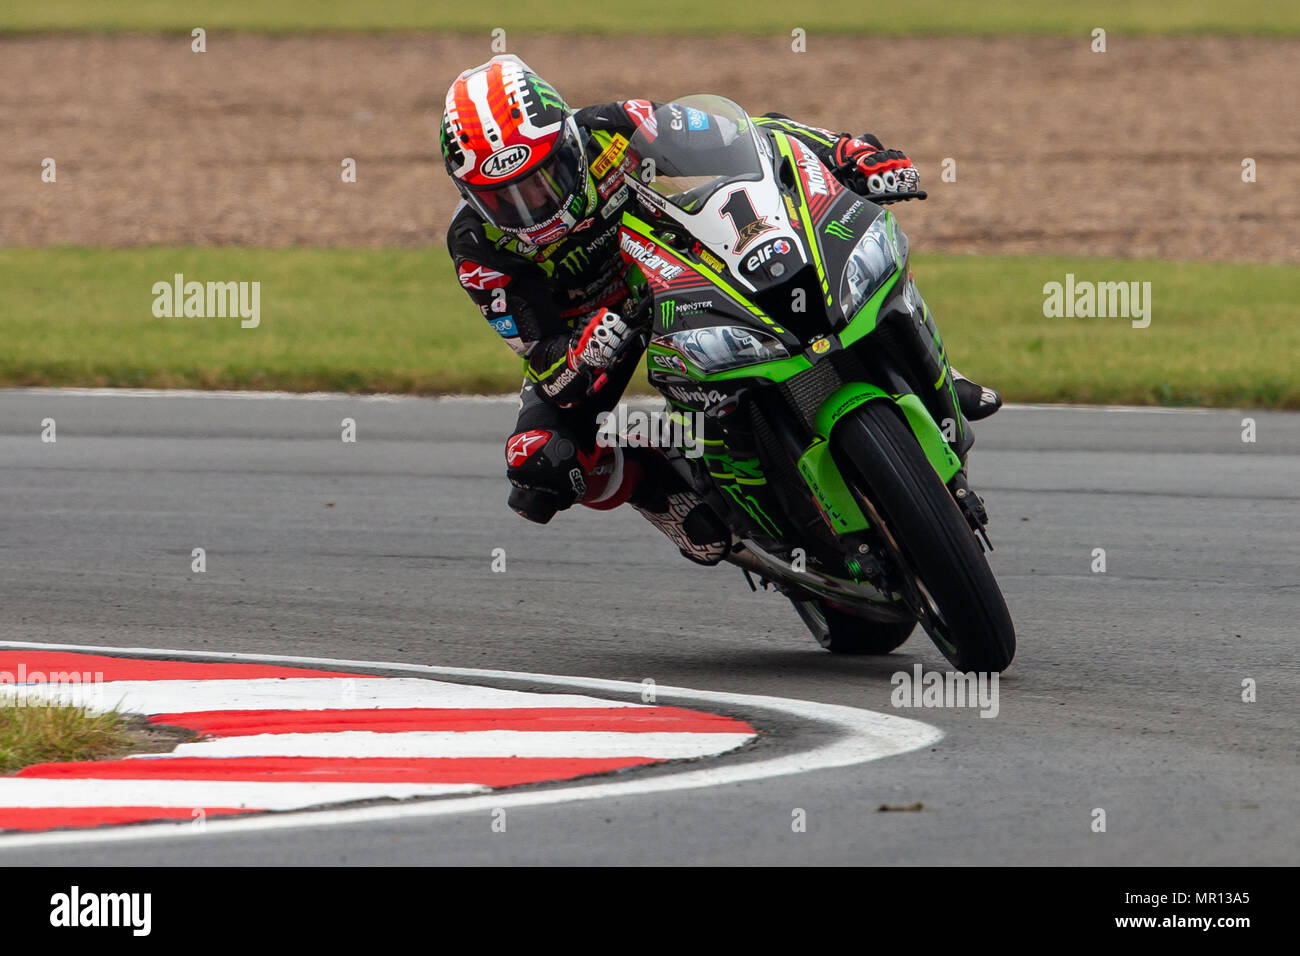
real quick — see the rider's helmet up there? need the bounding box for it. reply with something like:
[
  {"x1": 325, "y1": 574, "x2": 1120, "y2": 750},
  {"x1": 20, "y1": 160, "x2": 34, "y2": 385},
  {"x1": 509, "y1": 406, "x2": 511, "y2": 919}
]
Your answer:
[{"x1": 441, "y1": 56, "x2": 591, "y2": 247}]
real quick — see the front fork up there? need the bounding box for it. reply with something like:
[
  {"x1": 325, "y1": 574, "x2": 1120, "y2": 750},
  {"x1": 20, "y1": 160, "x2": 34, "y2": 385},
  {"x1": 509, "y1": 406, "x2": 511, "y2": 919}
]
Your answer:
[
  {"x1": 881, "y1": 274, "x2": 974, "y2": 464},
  {"x1": 895, "y1": 282, "x2": 992, "y2": 542}
]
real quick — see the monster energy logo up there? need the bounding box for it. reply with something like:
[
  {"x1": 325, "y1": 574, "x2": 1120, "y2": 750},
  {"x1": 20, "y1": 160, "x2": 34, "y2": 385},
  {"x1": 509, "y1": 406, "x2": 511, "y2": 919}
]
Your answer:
[
  {"x1": 530, "y1": 77, "x2": 566, "y2": 111},
  {"x1": 558, "y1": 246, "x2": 591, "y2": 274},
  {"x1": 825, "y1": 221, "x2": 854, "y2": 241},
  {"x1": 660, "y1": 299, "x2": 675, "y2": 327}
]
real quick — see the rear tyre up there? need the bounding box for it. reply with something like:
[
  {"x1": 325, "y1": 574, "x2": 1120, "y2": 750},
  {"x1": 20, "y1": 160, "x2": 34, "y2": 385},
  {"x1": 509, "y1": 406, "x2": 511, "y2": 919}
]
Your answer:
[
  {"x1": 789, "y1": 595, "x2": 916, "y2": 655},
  {"x1": 834, "y1": 402, "x2": 1016, "y2": 672}
]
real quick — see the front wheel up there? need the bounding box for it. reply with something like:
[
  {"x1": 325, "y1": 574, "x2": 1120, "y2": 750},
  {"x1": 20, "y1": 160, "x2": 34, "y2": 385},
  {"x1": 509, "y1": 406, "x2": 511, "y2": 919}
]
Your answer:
[
  {"x1": 834, "y1": 402, "x2": 1016, "y2": 672},
  {"x1": 789, "y1": 595, "x2": 916, "y2": 655}
]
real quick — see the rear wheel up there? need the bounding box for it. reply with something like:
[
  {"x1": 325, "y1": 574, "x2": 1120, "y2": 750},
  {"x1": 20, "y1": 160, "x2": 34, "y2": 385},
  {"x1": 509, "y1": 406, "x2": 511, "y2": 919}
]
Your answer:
[
  {"x1": 834, "y1": 402, "x2": 1016, "y2": 672},
  {"x1": 789, "y1": 595, "x2": 916, "y2": 655}
]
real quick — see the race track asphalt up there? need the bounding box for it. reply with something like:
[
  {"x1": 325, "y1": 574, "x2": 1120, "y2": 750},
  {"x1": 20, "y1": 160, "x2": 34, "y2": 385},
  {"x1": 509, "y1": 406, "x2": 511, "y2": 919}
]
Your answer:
[{"x1": 0, "y1": 390, "x2": 1295, "y2": 865}]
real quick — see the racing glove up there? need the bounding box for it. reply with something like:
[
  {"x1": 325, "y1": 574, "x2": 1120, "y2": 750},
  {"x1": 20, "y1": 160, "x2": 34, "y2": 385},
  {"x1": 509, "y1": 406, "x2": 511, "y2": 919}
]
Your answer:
[
  {"x1": 566, "y1": 307, "x2": 644, "y2": 397},
  {"x1": 835, "y1": 137, "x2": 921, "y2": 199},
  {"x1": 569, "y1": 308, "x2": 632, "y2": 371}
]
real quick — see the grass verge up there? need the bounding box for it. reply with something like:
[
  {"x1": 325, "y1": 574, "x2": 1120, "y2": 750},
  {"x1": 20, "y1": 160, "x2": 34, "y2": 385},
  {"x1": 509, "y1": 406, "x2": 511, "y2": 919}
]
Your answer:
[
  {"x1": 1, "y1": 246, "x2": 1296, "y2": 408},
  {"x1": 0, "y1": 701, "x2": 133, "y2": 774}
]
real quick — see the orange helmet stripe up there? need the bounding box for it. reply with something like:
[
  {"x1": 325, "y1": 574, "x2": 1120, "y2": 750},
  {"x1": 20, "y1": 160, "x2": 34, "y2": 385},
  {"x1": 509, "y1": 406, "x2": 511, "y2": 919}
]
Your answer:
[{"x1": 486, "y1": 60, "x2": 522, "y2": 139}]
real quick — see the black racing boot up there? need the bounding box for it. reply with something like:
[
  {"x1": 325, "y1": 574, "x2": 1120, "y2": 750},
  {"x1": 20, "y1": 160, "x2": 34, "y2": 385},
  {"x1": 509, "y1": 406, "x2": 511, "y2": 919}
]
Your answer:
[
  {"x1": 626, "y1": 448, "x2": 730, "y2": 566},
  {"x1": 952, "y1": 369, "x2": 1003, "y2": 422},
  {"x1": 630, "y1": 490, "x2": 731, "y2": 566}
]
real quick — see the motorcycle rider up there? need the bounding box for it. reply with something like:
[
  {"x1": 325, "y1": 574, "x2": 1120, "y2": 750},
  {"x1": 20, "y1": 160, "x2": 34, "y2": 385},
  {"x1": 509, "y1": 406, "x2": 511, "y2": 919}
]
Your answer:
[{"x1": 442, "y1": 55, "x2": 1001, "y2": 566}]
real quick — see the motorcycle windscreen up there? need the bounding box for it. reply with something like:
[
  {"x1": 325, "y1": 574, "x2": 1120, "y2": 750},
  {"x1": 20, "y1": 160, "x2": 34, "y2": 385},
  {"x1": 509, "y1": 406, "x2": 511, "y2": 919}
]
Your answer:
[{"x1": 628, "y1": 95, "x2": 763, "y2": 213}]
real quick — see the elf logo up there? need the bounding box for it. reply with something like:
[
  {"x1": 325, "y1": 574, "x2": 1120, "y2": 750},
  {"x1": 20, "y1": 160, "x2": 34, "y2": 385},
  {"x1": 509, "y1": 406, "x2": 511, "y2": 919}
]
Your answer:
[
  {"x1": 746, "y1": 238, "x2": 790, "y2": 272},
  {"x1": 479, "y1": 145, "x2": 531, "y2": 180},
  {"x1": 652, "y1": 352, "x2": 687, "y2": 373}
]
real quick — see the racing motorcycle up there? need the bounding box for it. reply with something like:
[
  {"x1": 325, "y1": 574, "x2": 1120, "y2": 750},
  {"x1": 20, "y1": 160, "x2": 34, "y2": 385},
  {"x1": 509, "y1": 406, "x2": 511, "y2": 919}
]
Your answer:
[{"x1": 612, "y1": 95, "x2": 1015, "y2": 672}]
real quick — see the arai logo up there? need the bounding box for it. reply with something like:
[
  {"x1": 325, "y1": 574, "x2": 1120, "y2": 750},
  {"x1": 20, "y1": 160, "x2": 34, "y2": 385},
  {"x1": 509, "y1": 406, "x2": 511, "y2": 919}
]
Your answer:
[{"x1": 479, "y1": 145, "x2": 531, "y2": 179}]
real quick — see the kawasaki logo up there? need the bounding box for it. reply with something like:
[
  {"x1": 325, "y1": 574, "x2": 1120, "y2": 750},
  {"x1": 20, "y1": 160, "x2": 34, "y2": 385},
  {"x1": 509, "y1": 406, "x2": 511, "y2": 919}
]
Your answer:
[
  {"x1": 825, "y1": 222, "x2": 854, "y2": 241},
  {"x1": 479, "y1": 145, "x2": 531, "y2": 180}
]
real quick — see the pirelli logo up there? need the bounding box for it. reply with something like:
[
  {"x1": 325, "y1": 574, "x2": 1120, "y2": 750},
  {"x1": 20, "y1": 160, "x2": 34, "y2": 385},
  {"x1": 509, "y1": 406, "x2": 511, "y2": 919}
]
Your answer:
[{"x1": 591, "y1": 133, "x2": 629, "y2": 178}]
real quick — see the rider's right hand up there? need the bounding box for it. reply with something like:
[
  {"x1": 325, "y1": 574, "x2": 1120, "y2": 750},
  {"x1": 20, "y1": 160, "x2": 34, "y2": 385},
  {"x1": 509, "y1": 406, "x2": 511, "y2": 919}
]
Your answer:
[{"x1": 568, "y1": 308, "x2": 633, "y2": 373}]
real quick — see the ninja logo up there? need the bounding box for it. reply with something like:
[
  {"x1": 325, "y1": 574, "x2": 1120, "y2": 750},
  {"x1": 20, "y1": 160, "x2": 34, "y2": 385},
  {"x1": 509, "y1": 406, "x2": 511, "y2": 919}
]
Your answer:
[{"x1": 664, "y1": 385, "x2": 727, "y2": 407}]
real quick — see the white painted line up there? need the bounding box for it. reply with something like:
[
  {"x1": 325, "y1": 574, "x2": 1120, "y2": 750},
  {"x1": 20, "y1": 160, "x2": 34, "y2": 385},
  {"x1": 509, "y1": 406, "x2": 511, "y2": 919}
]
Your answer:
[
  {"x1": 1, "y1": 678, "x2": 648, "y2": 715},
  {"x1": 0, "y1": 641, "x2": 943, "y2": 850},
  {"x1": 0, "y1": 779, "x2": 483, "y2": 810},
  {"x1": 159, "y1": 730, "x2": 753, "y2": 760}
]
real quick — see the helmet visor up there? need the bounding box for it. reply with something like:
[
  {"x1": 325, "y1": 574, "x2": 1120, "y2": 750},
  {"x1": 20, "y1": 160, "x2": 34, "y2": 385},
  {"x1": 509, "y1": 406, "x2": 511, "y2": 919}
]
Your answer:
[{"x1": 465, "y1": 125, "x2": 585, "y2": 232}]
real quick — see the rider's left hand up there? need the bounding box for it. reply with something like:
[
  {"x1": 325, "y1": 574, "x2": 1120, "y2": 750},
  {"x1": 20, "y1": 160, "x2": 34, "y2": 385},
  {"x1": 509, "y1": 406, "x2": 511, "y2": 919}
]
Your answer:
[
  {"x1": 837, "y1": 139, "x2": 921, "y2": 197},
  {"x1": 853, "y1": 148, "x2": 920, "y2": 197}
]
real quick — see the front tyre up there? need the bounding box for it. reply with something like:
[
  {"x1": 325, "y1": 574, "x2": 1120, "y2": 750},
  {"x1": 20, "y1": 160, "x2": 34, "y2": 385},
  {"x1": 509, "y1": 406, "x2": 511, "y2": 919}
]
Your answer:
[
  {"x1": 788, "y1": 595, "x2": 916, "y2": 655},
  {"x1": 834, "y1": 402, "x2": 1016, "y2": 672}
]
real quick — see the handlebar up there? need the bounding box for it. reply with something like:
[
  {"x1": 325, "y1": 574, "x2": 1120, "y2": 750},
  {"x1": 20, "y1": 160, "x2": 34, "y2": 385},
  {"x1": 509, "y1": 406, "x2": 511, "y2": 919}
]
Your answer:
[{"x1": 862, "y1": 189, "x2": 927, "y2": 205}]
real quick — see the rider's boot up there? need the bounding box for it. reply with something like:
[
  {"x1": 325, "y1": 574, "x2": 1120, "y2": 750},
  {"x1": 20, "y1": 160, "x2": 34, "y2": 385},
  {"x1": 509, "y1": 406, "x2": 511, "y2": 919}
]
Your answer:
[
  {"x1": 951, "y1": 369, "x2": 1003, "y2": 422},
  {"x1": 582, "y1": 444, "x2": 729, "y2": 565},
  {"x1": 629, "y1": 484, "x2": 731, "y2": 566}
]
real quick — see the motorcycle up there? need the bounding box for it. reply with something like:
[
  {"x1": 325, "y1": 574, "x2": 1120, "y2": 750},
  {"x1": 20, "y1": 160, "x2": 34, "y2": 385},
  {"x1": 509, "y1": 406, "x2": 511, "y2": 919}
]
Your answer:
[{"x1": 611, "y1": 95, "x2": 1015, "y2": 673}]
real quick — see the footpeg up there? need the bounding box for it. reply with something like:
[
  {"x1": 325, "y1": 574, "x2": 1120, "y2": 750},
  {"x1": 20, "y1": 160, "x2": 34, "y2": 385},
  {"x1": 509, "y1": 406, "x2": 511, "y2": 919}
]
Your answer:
[{"x1": 949, "y1": 472, "x2": 993, "y2": 550}]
